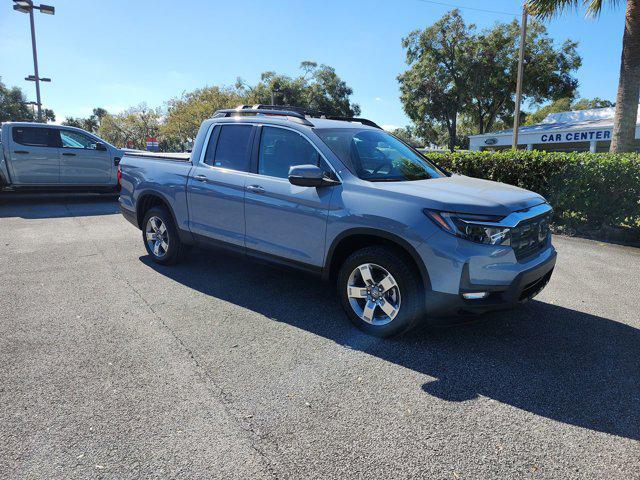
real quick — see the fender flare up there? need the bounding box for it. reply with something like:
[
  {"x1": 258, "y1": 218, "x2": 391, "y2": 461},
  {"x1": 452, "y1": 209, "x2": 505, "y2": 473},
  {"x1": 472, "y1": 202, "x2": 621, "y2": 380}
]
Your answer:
[
  {"x1": 135, "y1": 189, "x2": 194, "y2": 244},
  {"x1": 322, "y1": 227, "x2": 431, "y2": 291}
]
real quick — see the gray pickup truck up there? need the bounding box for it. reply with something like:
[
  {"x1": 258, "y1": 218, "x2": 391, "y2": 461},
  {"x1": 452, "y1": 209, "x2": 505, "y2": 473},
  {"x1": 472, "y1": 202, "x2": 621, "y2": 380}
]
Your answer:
[
  {"x1": 119, "y1": 106, "x2": 556, "y2": 337},
  {"x1": 0, "y1": 122, "x2": 123, "y2": 191}
]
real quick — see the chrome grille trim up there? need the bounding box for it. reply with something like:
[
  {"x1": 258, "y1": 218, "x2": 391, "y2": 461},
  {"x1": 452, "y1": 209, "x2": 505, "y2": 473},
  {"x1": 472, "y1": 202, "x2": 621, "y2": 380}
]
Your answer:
[
  {"x1": 510, "y1": 211, "x2": 552, "y2": 261},
  {"x1": 459, "y1": 202, "x2": 552, "y2": 229}
]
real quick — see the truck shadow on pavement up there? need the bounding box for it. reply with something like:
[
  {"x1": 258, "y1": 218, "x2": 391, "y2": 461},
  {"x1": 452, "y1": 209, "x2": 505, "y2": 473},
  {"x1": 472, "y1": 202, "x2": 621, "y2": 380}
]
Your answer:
[
  {"x1": 0, "y1": 194, "x2": 119, "y2": 219},
  {"x1": 142, "y1": 250, "x2": 640, "y2": 441}
]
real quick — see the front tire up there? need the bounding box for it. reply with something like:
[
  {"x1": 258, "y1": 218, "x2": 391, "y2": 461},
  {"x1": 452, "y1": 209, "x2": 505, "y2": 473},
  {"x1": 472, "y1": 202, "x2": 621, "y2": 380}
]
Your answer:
[
  {"x1": 337, "y1": 246, "x2": 422, "y2": 337},
  {"x1": 141, "y1": 206, "x2": 188, "y2": 265}
]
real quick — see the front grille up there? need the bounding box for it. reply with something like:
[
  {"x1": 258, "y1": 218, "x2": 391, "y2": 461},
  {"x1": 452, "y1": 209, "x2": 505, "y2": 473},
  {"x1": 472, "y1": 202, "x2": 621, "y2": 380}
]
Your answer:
[
  {"x1": 519, "y1": 270, "x2": 553, "y2": 301},
  {"x1": 511, "y1": 212, "x2": 551, "y2": 261}
]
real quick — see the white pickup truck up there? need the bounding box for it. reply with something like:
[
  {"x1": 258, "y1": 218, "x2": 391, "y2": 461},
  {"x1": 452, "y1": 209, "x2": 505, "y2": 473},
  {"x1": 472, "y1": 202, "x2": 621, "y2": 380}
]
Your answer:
[{"x1": 0, "y1": 122, "x2": 124, "y2": 191}]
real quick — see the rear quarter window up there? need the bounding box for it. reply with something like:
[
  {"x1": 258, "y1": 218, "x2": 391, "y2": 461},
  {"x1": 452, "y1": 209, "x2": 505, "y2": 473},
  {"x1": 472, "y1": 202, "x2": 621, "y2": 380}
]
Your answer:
[
  {"x1": 205, "y1": 125, "x2": 253, "y2": 172},
  {"x1": 12, "y1": 127, "x2": 60, "y2": 147}
]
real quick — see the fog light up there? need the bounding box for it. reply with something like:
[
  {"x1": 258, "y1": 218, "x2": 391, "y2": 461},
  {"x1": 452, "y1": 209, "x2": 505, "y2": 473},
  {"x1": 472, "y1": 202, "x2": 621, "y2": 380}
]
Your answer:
[{"x1": 462, "y1": 292, "x2": 489, "y2": 300}]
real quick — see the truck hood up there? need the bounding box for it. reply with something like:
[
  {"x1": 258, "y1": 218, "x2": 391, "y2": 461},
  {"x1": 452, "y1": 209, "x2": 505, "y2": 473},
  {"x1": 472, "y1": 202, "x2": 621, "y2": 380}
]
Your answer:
[{"x1": 370, "y1": 175, "x2": 546, "y2": 216}]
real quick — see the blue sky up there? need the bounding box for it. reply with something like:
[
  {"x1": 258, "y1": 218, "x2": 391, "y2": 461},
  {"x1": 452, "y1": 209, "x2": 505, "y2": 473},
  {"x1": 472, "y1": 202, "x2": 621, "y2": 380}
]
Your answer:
[{"x1": 0, "y1": 0, "x2": 626, "y2": 129}]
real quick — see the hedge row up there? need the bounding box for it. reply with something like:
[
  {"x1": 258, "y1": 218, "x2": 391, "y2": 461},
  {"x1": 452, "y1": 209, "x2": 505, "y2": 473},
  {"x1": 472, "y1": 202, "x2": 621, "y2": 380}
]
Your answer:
[{"x1": 421, "y1": 150, "x2": 640, "y2": 242}]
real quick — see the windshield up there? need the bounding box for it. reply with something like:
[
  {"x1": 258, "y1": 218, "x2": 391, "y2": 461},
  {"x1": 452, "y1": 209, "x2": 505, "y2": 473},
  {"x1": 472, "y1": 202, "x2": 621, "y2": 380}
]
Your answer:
[{"x1": 314, "y1": 128, "x2": 444, "y2": 181}]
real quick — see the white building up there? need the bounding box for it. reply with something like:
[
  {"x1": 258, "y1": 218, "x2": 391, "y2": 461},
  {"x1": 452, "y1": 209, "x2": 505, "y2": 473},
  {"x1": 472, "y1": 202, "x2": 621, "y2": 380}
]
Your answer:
[{"x1": 469, "y1": 107, "x2": 636, "y2": 153}]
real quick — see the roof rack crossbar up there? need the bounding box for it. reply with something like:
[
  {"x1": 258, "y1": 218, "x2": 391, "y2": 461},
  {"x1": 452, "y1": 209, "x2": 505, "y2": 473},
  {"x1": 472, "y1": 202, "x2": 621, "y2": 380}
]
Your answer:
[
  {"x1": 251, "y1": 104, "x2": 311, "y2": 115},
  {"x1": 212, "y1": 106, "x2": 314, "y2": 126},
  {"x1": 212, "y1": 106, "x2": 381, "y2": 129},
  {"x1": 324, "y1": 116, "x2": 382, "y2": 129}
]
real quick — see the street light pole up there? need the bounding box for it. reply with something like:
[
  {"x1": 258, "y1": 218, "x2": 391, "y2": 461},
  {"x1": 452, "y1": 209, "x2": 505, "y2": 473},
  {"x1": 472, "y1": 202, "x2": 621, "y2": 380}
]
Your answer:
[
  {"x1": 512, "y1": 4, "x2": 528, "y2": 150},
  {"x1": 13, "y1": 0, "x2": 55, "y2": 123},
  {"x1": 28, "y1": 5, "x2": 42, "y2": 122}
]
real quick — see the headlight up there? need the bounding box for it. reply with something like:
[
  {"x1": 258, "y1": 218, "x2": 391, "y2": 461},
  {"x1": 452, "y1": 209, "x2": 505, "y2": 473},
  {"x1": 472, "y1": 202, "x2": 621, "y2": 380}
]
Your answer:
[{"x1": 423, "y1": 209, "x2": 511, "y2": 245}]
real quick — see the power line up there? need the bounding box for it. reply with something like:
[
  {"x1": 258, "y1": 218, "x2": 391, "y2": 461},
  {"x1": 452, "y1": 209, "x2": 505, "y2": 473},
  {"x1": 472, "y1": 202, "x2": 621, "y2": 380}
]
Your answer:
[{"x1": 416, "y1": 0, "x2": 519, "y2": 17}]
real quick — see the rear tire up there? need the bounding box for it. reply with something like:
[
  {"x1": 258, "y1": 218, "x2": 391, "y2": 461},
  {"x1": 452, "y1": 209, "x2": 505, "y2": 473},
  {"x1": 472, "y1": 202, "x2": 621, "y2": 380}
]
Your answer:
[
  {"x1": 337, "y1": 246, "x2": 422, "y2": 337},
  {"x1": 141, "y1": 206, "x2": 188, "y2": 265}
]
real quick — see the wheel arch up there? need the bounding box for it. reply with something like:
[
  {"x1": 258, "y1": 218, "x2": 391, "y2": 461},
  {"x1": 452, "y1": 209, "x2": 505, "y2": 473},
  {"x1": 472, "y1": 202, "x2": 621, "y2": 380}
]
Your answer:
[
  {"x1": 323, "y1": 228, "x2": 431, "y2": 294},
  {"x1": 135, "y1": 190, "x2": 194, "y2": 244}
]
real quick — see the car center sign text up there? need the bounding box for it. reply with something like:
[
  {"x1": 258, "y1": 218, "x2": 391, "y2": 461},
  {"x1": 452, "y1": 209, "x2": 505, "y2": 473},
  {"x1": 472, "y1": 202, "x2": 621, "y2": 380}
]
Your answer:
[{"x1": 540, "y1": 129, "x2": 611, "y2": 143}]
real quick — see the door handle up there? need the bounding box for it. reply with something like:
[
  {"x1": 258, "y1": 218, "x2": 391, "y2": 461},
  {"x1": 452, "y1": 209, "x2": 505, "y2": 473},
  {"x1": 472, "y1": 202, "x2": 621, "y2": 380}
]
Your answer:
[
  {"x1": 62, "y1": 152, "x2": 76, "y2": 156},
  {"x1": 193, "y1": 174, "x2": 207, "y2": 182},
  {"x1": 246, "y1": 184, "x2": 265, "y2": 194},
  {"x1": 14, "y1": 150, "x2": 29, "y2": 154}
]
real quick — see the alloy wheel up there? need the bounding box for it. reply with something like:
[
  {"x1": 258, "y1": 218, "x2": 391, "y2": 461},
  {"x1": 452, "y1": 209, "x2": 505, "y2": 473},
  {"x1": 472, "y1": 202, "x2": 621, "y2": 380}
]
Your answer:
[
  {"x1": 347, "y1": 263, "x2": 401, "y2": 326},
  {"x1": 145, "y1": 216, "x2": 169, "y2": 258}
]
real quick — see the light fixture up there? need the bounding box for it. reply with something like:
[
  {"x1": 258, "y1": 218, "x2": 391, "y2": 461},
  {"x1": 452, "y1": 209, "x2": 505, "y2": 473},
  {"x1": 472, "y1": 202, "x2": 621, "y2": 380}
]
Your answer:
[
  {"x1": 461, "y1": 292, "x2": 490, "y2": 300},
  {"x1": 39, "y1": 4, "x2": 55, "y2": 14}
]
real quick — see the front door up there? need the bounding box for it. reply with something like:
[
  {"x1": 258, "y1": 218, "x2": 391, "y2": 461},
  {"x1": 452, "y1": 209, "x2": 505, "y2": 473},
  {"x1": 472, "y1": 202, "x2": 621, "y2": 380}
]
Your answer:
[
  {"x1": 8, "y1": 126, "x2": 60, "y2": 185},
  {"x1": 59, "y1": 129, "x2": 112, "y2": 184},
  {"x1": 187, "y1": 124, "x2": 255, "y2": 248},
  {"x1": 244, "y1": 126, "x2": 335, "y2": 267}
]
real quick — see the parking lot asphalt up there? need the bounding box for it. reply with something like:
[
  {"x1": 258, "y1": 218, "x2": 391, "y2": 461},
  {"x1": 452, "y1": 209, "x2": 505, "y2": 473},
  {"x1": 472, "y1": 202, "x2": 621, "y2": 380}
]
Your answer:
[{"x1": 0, "y1": 195, "x2": 638, "y2": 479}]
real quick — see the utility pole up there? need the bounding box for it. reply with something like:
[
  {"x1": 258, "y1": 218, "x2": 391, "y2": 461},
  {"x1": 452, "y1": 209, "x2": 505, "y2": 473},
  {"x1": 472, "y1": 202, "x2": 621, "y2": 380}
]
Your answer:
[
  {"x1": 512, "y1": 4, "x2": 528, "y2": 150},
  {"x1": 13, "y1": 1, "x2": 55, "y2": 122},
  {"x1": 29, "y1": 6, "x2": 42, "y2": 121}
]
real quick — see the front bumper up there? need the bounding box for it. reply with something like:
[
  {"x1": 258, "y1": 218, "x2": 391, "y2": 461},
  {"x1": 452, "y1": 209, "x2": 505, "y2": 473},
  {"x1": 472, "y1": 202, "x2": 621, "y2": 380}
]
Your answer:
[
  {"x1": 424, "y1": 249, "x2": 556, "y2": 317},
  {"x1": 415, "y1": 227, "x2": 557, "y2": 318}
]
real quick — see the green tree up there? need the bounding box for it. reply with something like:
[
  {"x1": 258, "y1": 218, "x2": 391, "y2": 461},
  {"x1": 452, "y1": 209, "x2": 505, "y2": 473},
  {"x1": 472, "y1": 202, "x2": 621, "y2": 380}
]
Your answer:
[
  {"x1": 466, "y1": 19, "x2": 580, "y2": 134},
  {"x1": 0, "y1": 78, "x2": 55, "y2": 123},
  {"x1": 63, "y1": 108, "x2": 108, "y2": 133},
  {"x1": 526, "y1": 0, "x2": 640, "y2": 152},
  {"x1": 247, "y1": 61, "x2": 360, "y2": 116},
  {"x1": 571, "y1": 97, "x2": 615, "y2": 110},
  {"x1": 98, "y1": 104, "x2": 162, "y2": 150},
  {"x1": 398, "y1": 11, "x2": 471, "y2": 151},
  {"x1": 162, "y1": 84, "x2": 246, "y2": 147},
  {"x1": 390, "y1": 126, "x2": 423, "y2": 148},
  {"x1": 162, "y1": 62, "x2": 360, "y2": 147},
  {"x1": 398, "y1": 10, "x2": 580, "y2": 150}
]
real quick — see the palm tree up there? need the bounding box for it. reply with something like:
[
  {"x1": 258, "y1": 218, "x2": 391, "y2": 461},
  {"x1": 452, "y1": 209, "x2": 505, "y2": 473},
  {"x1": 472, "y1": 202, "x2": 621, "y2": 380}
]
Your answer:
[{"x1": 526, "y1": 0, "x2": 640, "y2": 152}]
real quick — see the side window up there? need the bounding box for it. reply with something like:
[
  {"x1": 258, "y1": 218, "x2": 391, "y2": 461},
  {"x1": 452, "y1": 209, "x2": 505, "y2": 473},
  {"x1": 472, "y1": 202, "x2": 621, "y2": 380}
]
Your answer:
[
  {"x1": 202, "y1": 126, "x2": 219, "y2": 166},
  {"x1": 206, "y1": 125, "x2": 253, "y2": 172},
  {"x1": 258, "y1": 127, "x2": 320, "y2": 178},
  {"x1": 12, "y1": 127, "x2": 60, "y2": 148},
  {"x1": 319, "y1": 157, "x2": 338, "y2": 180},
  {"x1": 60, "y1": 130, "x2": 98, "y2": 149}
]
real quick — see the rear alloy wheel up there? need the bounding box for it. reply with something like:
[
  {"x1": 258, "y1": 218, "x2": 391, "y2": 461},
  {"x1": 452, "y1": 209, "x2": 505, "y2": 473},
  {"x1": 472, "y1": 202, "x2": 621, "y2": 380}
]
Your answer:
[
  {"x1": 141, "y1": 206, "x2": 188, "y2": 265},
  {"x1": 145, "y1": 216, "x2": 169, "y2": 259},
  {"x1": 338, "y1": 246, "x2": 422, "y2": 337}
]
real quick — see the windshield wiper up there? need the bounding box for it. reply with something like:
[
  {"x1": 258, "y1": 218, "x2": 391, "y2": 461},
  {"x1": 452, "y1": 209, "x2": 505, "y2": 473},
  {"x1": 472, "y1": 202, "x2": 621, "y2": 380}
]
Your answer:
[{"x1": 367, "y1": 176, "x2": 431, "y2": 182}]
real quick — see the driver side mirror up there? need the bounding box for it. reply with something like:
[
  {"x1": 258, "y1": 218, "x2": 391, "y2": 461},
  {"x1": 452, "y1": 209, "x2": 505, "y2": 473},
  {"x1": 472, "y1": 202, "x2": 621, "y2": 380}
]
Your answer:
[
  {"x1": 288, "y1": 164, "x2": 340, "y2": 187},
  {"x1": 95, "y1": 142, "x2": 107, "y2": 151}
]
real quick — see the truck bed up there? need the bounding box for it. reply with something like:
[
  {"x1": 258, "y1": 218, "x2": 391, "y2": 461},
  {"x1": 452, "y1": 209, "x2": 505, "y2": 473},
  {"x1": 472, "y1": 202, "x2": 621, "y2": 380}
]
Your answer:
[{"x1": 123, "y1": 150, "x2": 192, "y2": 163}]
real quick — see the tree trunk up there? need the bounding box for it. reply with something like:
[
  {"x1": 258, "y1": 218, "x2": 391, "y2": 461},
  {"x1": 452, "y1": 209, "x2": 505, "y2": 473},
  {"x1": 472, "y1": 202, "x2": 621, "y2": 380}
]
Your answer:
[
  {"x1": 611, "y1": 0, "x2": 640, "y2": 153},
  {"x1": 448, "y1": 114, "x2": 457, "y2": 152}
]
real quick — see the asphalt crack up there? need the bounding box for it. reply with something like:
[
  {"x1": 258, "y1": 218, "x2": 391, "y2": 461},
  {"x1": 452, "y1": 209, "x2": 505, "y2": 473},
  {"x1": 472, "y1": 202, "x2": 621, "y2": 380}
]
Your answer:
[{"x1": 65, "y1": 204, "x2": 281, "y2": 480}]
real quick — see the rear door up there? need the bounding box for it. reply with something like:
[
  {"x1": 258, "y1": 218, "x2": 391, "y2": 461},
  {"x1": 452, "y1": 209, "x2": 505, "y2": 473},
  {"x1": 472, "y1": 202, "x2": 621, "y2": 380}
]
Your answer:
[
  {"x1": 59, "y1": 129, "x2": 111, "y2": 184},
  {"x1": 243, "y1": 125, "x2": 335, "y2": 267},
  {"x1": 8, "y1": 126, "x2": 60, "y2": 185},
  {"x1": 186, "y1": 124, "x2": 255, "y2": 248}
]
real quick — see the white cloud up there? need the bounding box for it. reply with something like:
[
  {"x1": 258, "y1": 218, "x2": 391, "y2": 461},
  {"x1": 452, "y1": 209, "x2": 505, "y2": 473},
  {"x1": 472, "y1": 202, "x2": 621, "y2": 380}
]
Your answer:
[
  {"x1": 382, "y1": 124, "x2": 400, "y2": 131},
  {"x1": 374, "y1": 97, "x2": 383, "y2": 102}
]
